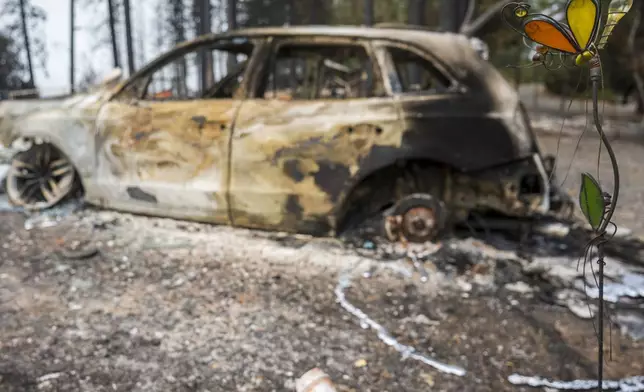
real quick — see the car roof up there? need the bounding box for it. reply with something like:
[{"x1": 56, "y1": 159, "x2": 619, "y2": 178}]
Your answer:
[
  {"x1": 174, "y1": 25, "x2": 477, "y2": 76},
  {"x1": 183, "y1": 25, "x2": 469, "y2": 52},
  {"x1": 114, "y1": 25, "x2": 514, "y2": 105},
  {"x1": 207, "y1": 25, "x2": 451, "y2": 40}
]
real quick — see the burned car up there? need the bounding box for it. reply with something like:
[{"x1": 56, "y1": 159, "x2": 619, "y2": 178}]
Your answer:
[{"x1": 0, "y1": 26, "x2": 572, "y2": 242}]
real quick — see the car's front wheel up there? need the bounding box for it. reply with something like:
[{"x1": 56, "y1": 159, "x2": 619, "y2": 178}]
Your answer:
[{"x1": 5, "y1": 143, "x2": 78, "y2": 210}]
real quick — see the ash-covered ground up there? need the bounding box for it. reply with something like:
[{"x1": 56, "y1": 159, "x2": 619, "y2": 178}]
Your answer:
[{"x1": 1, "y1": 127, "x2": 644, "y2": 392}]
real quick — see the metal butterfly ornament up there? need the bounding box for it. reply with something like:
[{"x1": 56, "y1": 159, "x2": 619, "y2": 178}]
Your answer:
[{"x1": 502, "y1": 0, "x2": 633, "y2": 69}]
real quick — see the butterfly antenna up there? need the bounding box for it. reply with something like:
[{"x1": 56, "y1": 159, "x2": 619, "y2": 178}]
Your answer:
[{"x1": 501, "y1": 2, "x2": 534, "y2": 42}]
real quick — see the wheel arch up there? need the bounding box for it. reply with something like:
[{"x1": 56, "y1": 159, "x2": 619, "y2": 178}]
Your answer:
[{"x1": 333, "y1": 158, "x2": 449, "y2": 233}]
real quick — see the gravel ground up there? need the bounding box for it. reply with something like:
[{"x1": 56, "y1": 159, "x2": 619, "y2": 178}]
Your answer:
[{"x1": 1, "y1": 122, "x2": 644, "y2": 392}]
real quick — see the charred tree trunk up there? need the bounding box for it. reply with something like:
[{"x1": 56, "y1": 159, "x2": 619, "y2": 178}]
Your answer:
[
  {"x1": 136, "y1": 1, "x2": 146, "y2": 68},
  {"x1": 19, "y1": 0, "x2": 35, "y2": 87},
  {"x1": 107, "y1": 0, "x2": 120, "y2": 68},
  {"x1": 309, "y1": 0, "x2": 327, "y2": 24},
  {"x1": 196, "y1": 0, "x2": 213, "y2": 92},
  {"x1": 123, "y1": 0, "x2": 135, "y2": 74},
  {"x1": 364, "y1": 0, "x2": 374, "y2": 26},
  {"x1": 287, "y1": 0, "x2": 296, "y2": 25},
  {"x1": 440, "y1": 0, "x2": 468, "y2": 32},
  {"x1": 70, "y1": 0, "x2": 75, "y2": 93},
  {"x1": 169, "y1": 0, "x2": 187, "y2": 96},
  {"x1": 460, "y1": 0, "x2": 511, "y2": 36},
  {"x1": 407, "y1": 0, "x2": 425, "y2": 26},
  {"x1": 628, "y1": 8, "x2": 644, "y2": 116},
  {"x1": 227, "y1": 0, "x2": 237, "y2": 72}
]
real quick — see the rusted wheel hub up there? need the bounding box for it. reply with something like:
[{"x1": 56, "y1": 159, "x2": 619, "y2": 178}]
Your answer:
[
  {"x1": 384, "y1": 193, "x2": 446, "y2": 243},
  {"x1": 402, "y1": 206, "x2": 437, "y2": 240}
]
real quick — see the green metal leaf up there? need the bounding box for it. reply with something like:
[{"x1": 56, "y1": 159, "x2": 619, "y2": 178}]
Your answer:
[{"x1": 579, "y1": 173, "x2": 605, "y2": 230}]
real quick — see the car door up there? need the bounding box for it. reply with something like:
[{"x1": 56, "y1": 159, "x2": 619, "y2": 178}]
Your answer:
[
  {"x1": 230, "y1": 36, "x2": 401, "y2": 235},
  {"x1": 91, "y1": 38, "x2": 257, "y2": 223}
]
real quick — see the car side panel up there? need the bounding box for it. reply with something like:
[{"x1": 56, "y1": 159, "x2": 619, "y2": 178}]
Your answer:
[
  {"x1": 229, "y1": 98, "x2": 401, "y2": 235},
  {"x1": 90, "y1": 99, "x2": 236, "y2": 223}
]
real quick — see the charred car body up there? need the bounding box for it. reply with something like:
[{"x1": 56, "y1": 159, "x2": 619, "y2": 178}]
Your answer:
[{"x1": 0, "y1": 26, "x2": 572, "y2": 242}]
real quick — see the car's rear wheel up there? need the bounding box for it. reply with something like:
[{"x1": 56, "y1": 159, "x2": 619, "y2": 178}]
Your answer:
[
  {"x1": 6, "y1": 143, "x2": 77, "y2": 210},
  {"x1": 383, "y1": 193, "x2": 448, "y2": 243},
  {"x1": 337, "y1": 162, "x2": 450, "y2": 243}
]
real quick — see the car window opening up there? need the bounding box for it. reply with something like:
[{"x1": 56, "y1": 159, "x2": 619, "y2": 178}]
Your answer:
[
  {"x1": 144, "y1": 45, "x2": 252, "y2": 101},
  {"x1": 261, "y1": 44, "x2": 378, "y2": 101},
  {"x1": 388, "y1": 46, "x2": 451, "y2": 95}
]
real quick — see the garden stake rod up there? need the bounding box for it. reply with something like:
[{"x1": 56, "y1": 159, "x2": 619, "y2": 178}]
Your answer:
[{"x1": 589, "y1": 54, "x2": 620, "y2": 391}]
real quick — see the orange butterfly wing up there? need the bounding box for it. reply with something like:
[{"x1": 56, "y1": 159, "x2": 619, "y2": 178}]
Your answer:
[{"x1": 523, "y1": 16, "x2": 580, "y2": 54}]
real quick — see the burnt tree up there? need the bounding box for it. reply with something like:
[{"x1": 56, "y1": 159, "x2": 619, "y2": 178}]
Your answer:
[
  {"x1": 407, "y1": 0, "x2": 425, "y2": 26},
  {"x1": 18, "y1": 0, "x2": 35, "y2": 87},
  {"x1": 107, "y1": 0, "x2": 120, "y2": 68},
  {"x1": 364, "y1": 0, "x2": 374, "y2": 26},
  {"x1": 227, "y1": 0, "x2": 237, "y2": 72},
  {"x1": 123, "y1": 0, "x2": 135, "y2": 74},
  {"x1": 70, "y1": 0, "x2": 75, "y2": 92},
  {"x1": 193, "y1": 0, "x2": 213, "y2": 91}
]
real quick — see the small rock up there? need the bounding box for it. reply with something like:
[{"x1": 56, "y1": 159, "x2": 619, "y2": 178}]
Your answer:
[
  {"x1": 362, "y1": 241, "x2": 375, "y2": 250},
  {"x1": 420, "y1": 372, "x2": 435, "y2": 387},
  {"x1": 534, "y1": 222, "x2": 570, "y2": 238},
  {"x1": 37, "y1": 372, "x2": 63, "y2": 383},
  {"x1": 354, "y1": 358, "x2": 367, "y2": 368},
  {"x1": 172, "y1": 278, "x2": 185, "y2": 288},
  {"x1": 504, "y1": 281, "x2": 534, "y2": 294},
  {"x1": 456, "y1": 278, "x2": 472, "y2": 292}
]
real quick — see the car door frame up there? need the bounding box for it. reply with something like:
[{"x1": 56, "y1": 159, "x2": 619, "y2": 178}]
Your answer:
[
  {"x1": 89, "y1": 34, "x2": 269, "y2": 224},
  {"x1": 229, "y1": 34, "x2": 403, "y2": 235}
]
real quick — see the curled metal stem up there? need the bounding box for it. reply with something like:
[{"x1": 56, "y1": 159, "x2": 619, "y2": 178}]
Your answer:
[
  {"x1": 590, "y1": 61, "x2": 619, "y2": 234},
  {"x1": 590, "y1": 56, "x2": 620, "y2": 392}
]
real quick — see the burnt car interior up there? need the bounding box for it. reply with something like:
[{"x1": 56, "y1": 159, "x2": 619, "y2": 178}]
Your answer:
[
  {"x1": 259, "y1": 42, "x2": 380, "y2": 100},
  {"x1": 132, "y1": 39, "x2": 255, "y2": 102}
]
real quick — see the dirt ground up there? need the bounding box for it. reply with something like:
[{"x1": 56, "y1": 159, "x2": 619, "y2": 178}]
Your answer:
[{"x1": 1, "y1": 123, "x2": 644, "y2": 392}]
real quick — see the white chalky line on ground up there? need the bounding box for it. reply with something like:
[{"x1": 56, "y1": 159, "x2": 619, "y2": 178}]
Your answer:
[
  {"x1": 334, "y1": 269, "x2": 467, "y2": 377},
  {"x1": 508, "y1": 374, "x2": 644, "y2": 391}
]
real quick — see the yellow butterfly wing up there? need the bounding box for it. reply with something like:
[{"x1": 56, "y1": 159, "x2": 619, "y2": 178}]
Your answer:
[
  {"x1": 598, "y1": 0, "x2": 634, "y2": 49},
  {"x1": 523, "y1": 15, "x2": 580, "y2": 54},
  {"x1": 566, "y1": 0, "x2": 601, "y2": 50}
]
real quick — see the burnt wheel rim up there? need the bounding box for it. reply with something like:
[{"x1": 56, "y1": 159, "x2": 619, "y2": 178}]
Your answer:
[{"x1": 6, "y1": 144, "x2": 75, "y2": 210}]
